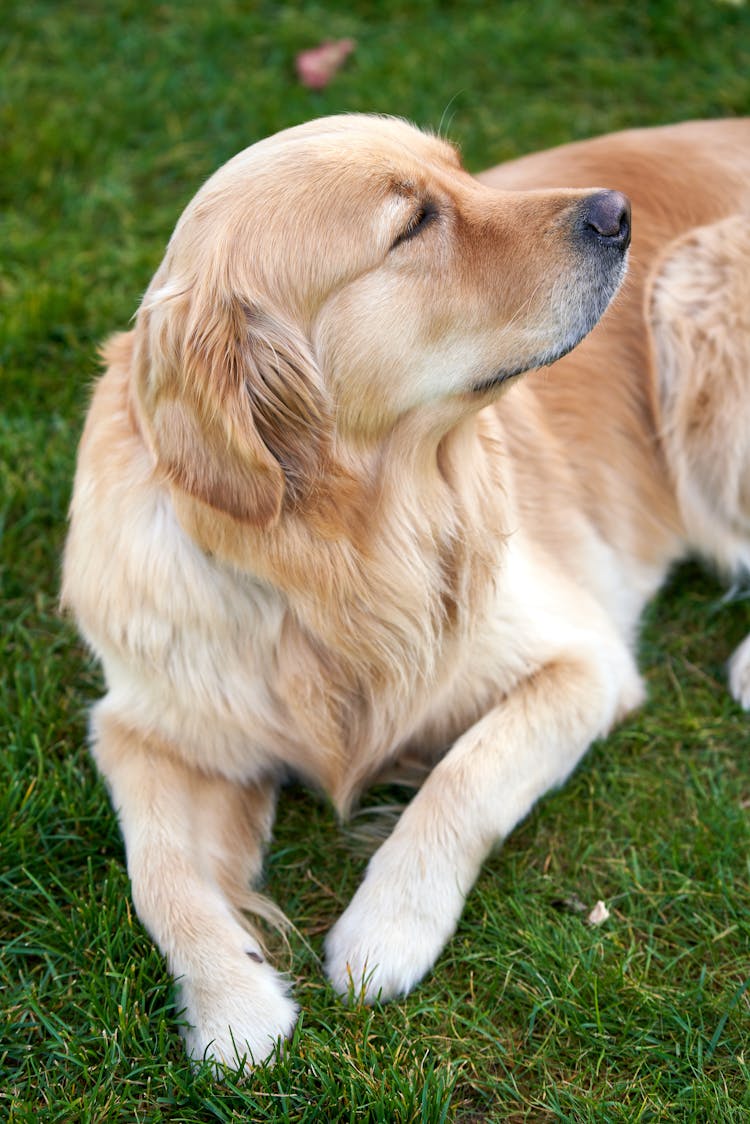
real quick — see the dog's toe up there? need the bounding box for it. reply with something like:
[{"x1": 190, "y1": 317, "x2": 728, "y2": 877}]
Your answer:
[
  {"x1": 178, "y1": 951, "x2": 298, "y2": 1074},
  {"x1": 324, "y1": 860, "x2": 461, "y2": 1004},
  {"x1": 325, "y1": 916, "x2": 427, "y2": 1004}
]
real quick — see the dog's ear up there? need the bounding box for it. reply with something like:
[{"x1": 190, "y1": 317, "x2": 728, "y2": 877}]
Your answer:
[{"x1": 133, "y1": 279, "x2": 329, "y2": 527}]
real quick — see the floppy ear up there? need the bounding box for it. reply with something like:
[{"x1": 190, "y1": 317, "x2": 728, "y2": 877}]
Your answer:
[{"x1": 133, "y1": 279, "x2": 329, "y2": 527}]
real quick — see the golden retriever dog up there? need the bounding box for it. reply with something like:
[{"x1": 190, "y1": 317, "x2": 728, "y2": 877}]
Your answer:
[{"x1": 62, "y1": 114, "x2": 750, "y2": 1071}]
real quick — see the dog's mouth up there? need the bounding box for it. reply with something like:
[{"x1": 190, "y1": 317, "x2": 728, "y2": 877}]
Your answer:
[
  {"x1": 472, "y1": 247, "x2": 629, "y2": 396},
  {"x1": 471, "y1": 334, "x2": 593, "y2": 394},
  {"x1": 471, "y1": 364, "x2": 531, "y2": 395}
]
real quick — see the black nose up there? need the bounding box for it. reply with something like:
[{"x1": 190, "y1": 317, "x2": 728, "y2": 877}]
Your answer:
[{"x1": 579, "y1": 190, "x2": 631, "y2": 250}]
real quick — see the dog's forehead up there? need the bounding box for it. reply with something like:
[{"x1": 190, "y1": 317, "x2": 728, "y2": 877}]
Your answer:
[
  {"x1": 271, "y1": 114, "x2": 461, "y2": 166},
  {"x1": 166, "y1": 117, "x2": 464, "y2": 298},
  {"x1": 219, "y1": 116, "x2": 462, "y2": 196}
]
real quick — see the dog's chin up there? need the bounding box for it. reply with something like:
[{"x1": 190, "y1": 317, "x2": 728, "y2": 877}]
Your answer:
[
  {"x1": 471, "y1": 364, "x2": 532, "y2": 396},
  {"x1": 471, "y1": 335, "x2": 587, "y2": 395},
  {"x1": 472, "y1": 257, "x2": 628, "y2": 397}
]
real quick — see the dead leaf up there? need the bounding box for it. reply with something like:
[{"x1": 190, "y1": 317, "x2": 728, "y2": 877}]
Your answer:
[
  {"x1": 587, "y1": 899, "x2": 611, "y2": 926},
  {"x1": 296, "y1": 39, "x2": 356, "y2": 90}
]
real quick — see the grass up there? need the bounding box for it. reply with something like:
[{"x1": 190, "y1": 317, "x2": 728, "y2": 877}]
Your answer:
[{"x1": 2, "y1": 0, "x2": 750, "y2": 1119}]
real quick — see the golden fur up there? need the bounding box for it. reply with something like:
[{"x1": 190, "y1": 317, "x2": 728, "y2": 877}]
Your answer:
[{"x1": 62, "y1": 114, "x2": 750, "y2": 1070}]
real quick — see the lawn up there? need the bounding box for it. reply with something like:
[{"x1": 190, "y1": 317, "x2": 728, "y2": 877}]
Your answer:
[{"x1": 2, "y1": 1, "x2": 749, "y2": 1120}]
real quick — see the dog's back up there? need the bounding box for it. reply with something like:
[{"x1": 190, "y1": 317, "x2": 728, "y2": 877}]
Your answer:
[{"x1": 481, "y1": 120, "x2": 750, "y2": 616}]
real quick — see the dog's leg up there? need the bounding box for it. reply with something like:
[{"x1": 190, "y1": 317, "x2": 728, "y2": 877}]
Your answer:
[
  {"x1": 326, "y1": 638, "x2": 641, "y2": 1002},
  {"x1": 649, "y1": 214, "x2": 750, "y2": 708},
  {"x1": 728, "y1": 636, "x2": 750, "y2": 710},
  {"x1": 92, "y1": 708, "x2": 297, "y2": 1071}
]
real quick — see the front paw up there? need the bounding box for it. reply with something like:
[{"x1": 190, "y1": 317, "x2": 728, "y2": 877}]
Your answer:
[
  {"x1": 178, "y1": 950, "x2": 298, "y2": 1073},
  {"x1": 324, "y1": 861, "x2": 463, "y2": 1004}
]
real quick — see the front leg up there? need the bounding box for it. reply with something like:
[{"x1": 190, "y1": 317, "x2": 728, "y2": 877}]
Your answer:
[
  {"x1": 326, "y1": 639, "x2": 642, "y2": 1002},
  {"x1": 92, "y1": 708, "x2": 297, "y2": 1071}
]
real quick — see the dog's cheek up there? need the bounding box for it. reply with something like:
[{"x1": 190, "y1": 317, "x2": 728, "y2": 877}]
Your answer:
[
  {"x1": 313, "y1": 280, "x2": 420, "y2": 436},
  {"x1": 314, "y1": 276, "x2": 496, "y2": 435}
]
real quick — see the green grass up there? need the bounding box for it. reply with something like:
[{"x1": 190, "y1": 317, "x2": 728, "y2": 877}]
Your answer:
[{"x1": 2, "y1": 0, "x2": 750, "y2": 1119}]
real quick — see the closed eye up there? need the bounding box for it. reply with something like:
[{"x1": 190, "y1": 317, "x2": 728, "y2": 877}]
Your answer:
[{"x1": 390, "y1": 201, "x2": 439, "y2": 250}]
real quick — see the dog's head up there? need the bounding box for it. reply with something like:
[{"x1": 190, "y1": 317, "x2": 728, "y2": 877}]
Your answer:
[{"x1": 133, "y1": 115, "x2": 629, "y2": 526}]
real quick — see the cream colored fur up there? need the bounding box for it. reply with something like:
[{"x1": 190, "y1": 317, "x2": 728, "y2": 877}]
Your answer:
[{"x1": 62, "y1": 114, "x2": 750, "y2": 1071}]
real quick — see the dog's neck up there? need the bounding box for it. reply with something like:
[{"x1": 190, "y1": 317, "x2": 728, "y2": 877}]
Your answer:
[{"x1": 170, "y1": 410, "x2": 510, "y2": 805}]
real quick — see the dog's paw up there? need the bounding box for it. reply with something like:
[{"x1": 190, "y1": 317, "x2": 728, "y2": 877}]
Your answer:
[
  {"x1": 728, "y1": 633, "x2": 750, "y2": 710},
  {"x1": 177, "y1": 949, "x2": 298, "y2": 1073},
  {"x1": 324, "y1": 855, "x2": 463, "y2": 1004}
]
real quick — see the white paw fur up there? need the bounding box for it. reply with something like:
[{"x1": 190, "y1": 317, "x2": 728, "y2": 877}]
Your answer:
[
  {"x1": 177, "y1": 948, "x2": 298, "y2": 1072},
  {"x1": 728, "y1": 633, "x2": 750, "y2": 710},
  {"x1": 325, "y1": 846, "x2": 465, "y2": 1004}
]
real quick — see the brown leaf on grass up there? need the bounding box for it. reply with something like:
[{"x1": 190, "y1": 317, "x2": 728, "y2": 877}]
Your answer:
[{"x1": 295, "y1": 39, "x2": 356, "y2": 90}]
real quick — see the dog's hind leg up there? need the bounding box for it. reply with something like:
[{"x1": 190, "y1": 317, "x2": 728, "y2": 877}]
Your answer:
[
  {"x1": 649, "y1": 213, "x2": 750, "y2": 708},
  {"x1": 90, "y1": 706, "x2": 297, "y2": 1071},
  {"x1": 728, "y1": 634, "x2": 750, "y2": 709}
]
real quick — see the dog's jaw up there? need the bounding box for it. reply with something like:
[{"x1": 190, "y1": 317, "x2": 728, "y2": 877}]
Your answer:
[{"x1": 471, "y1": 244, "x2": 630, "y2": 397}]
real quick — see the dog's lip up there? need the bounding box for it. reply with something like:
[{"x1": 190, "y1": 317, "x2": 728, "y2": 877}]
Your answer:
[
  {"x1": 471, "y1": 365, "x2": 529, "y2": 394},
  {"x1": 470, "y1": 335, "x2": 588, "y2": 394},
  {"x1": 471, "y1": 275, "x2": 629, "y2": 395}
]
